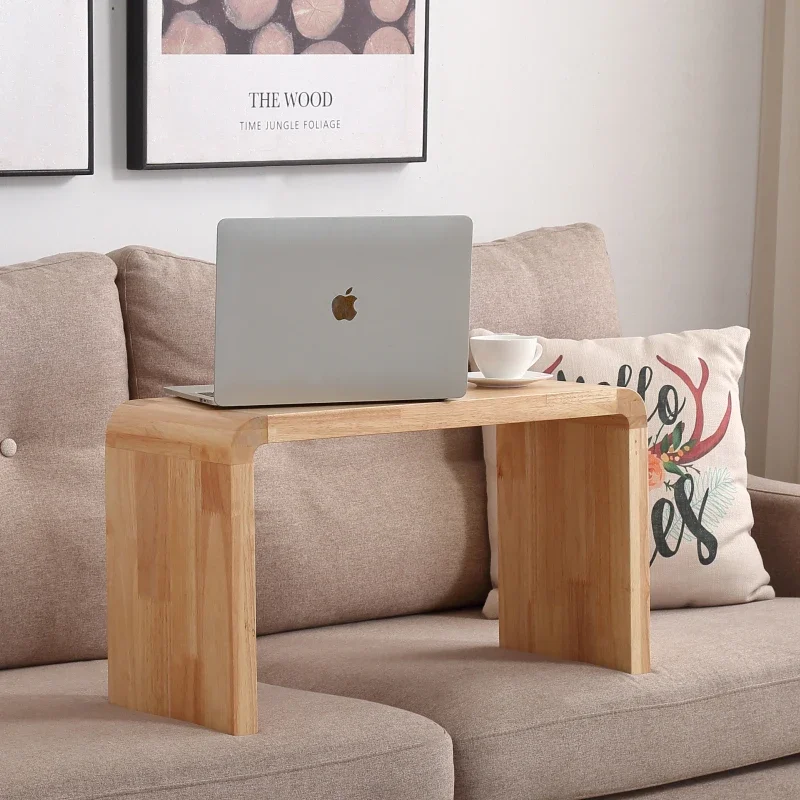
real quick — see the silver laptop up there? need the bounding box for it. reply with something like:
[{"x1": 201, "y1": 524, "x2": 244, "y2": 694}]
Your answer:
[{"x1": 165, "y1": 216, "x2": 474, "y2": 407}]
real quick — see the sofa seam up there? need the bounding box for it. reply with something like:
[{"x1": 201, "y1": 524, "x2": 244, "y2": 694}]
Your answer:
[
  {"x1": 66, "y1": 735, "x2": 451, "y2": 800},
  {"x1": 117, "y1": 249, "x2": 141, "y2": 399},
  {"x1": 120, "y1": 246, "x2": 214, "y2": 268},
  {"x1": 750, "y1": 487, "x2": 800, "y2": 499},
  {"x1": 513, "y1": 747, "x2": 800, "y2": 800},
  {"x1": 457, "y1": 673, "x2": 800, "y2": 745},
  {"x1": 568, "y1": 748, "x2": 800, "y2": 800},
  {"x1": 472, "y1": 224, "x2": 596, "y2": 249},
  {"x1": 0, "y1": 253, "x2": 110, "y2": 275}
]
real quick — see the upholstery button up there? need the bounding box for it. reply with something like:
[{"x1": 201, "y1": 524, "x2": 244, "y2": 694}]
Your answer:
[{"x1": 1, "y1": 438, "x2": 17, "y2": 458}]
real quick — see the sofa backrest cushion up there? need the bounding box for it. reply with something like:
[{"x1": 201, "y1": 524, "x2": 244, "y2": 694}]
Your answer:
[
  {"x1": 114, "y1": 246, "x2": 215, "y2": 398},
  {"x1": 470, "y1": 223, "x2": 622, "y2": 338},
  {"x1": 0, "y1": 254, "x2": 129, "y2": 669},
  {"x1": 109, "y1": 225, "x2": 620, "y2": 634}
]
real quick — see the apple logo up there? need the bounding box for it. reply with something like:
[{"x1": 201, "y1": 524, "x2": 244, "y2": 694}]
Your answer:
[{"x1": 331, "y1": 287, "x2": 357, "y2": 321}]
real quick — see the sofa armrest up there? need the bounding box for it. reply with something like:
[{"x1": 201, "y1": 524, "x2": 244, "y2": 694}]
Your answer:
[{"x1": 748, "y1": 474, "x2": 800, "y2": 597}]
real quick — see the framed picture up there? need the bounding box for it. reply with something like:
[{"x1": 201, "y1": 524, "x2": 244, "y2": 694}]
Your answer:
[
  {"x1": 0, "y1": 4, "x2": 93, "y2": 176},
  {"x1": 128, "y1": 0, "x2": 428, "y2": 170}
]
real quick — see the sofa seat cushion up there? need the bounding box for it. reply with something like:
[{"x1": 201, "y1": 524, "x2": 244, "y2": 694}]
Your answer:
[
  {"x1": 609, "y1": 755, "x2": 800, "y2": 798},
  {"x1": 257, "y1": 599, "x2": 800, "y2": 800},
  {"x1": 0, "y1": 660, "x2": 453, "y2": 800}
]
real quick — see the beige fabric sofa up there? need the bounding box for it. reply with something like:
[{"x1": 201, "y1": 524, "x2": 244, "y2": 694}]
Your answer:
[{"x1": 1, "y1": 224, "x2": 799, "y2": 800}]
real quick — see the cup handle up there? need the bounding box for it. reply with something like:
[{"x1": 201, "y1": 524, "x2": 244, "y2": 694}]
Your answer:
[{"x1": 530, "y1": 342, "x2": 543, "y2": 371}]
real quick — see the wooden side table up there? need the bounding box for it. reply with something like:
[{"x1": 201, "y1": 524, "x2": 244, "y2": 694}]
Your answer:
[{"x1": 106, "y1": 382, "x2": 650, "y2": 735}]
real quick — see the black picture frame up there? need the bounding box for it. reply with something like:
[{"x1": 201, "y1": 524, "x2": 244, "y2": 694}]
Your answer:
[
  {"x1": 128, "y1": 0, "x2": 429, "y2": 170},
  {"x1": 0, "y1": 2, "x2": 94, "y2": 177}
]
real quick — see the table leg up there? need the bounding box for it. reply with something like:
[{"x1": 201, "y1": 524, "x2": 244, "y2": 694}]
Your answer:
[
  {"x1": 496, "y1": 417, "x2": 650, "y2": 674},
  {"x1": 106, "y1": 446, "x2": 258, "y2": 734}
]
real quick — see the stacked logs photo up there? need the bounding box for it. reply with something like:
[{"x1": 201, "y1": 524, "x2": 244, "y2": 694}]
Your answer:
[{"x1": 162, "y1": 0, "x2": 417, "y2": 55}]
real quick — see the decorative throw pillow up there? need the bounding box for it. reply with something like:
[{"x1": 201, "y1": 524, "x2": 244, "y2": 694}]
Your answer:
[{"x1": 474, "y1": 327, "x2": 775, "y2": 617}]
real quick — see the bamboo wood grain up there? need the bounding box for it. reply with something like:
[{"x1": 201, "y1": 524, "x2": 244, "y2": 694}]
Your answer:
[
  {"x1": 496, "y1": 418, "x2": 650, "y2": 673},
  {"x1": 106, "y1": 381, "x2": 650, "y2": 735},
  {"x1": 107, "y1": 448, "x2": 257, "y2": 734},
  {"x1": 106, "y1": 382, "x2": 647, "y2": 461}
]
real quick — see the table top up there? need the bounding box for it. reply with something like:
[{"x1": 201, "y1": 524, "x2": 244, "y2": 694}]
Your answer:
[{"x1": 106, "y1": 382, "x2": 645, "y2": 463}]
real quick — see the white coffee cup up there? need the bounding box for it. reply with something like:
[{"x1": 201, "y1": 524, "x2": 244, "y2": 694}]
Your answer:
[{"x1": 470, "y1": 334, "x2": 543, "y2": 380}]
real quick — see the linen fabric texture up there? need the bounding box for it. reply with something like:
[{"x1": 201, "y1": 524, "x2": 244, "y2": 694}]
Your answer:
[
  {"x1": 747, "y1": 475, "x2": 800, "y2": 597},
  {"x1": 0, "y1": 660, "x2": 454, "y2": 800},
  {"x1": 257, "y1": 601, "x2": 800, "y2": 800},
  {"x1": 0, "y1": 254, "x2": 129, "y2": 669},
  {"x1": 468, "y1": 223, "x2": 621, "y2": 339},
  {"x1": 476, "y1": 326, "x2": 774, "y2": 616},
  {"x1": 607, "y1": 756, "x2": 800, "y2": 799}
]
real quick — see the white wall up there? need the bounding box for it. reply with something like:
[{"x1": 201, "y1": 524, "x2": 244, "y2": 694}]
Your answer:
[
  {"x1": 744, "y1": 0, "x2": 800, "y2": 482},
  {"x1": 0, "y1": 0, "x2": 764, "y2": 336}
]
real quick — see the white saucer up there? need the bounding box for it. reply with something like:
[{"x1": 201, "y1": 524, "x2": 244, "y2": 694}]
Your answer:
[{"x1": 468, "y1": 371, "x2": 554, "y2": 388}]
